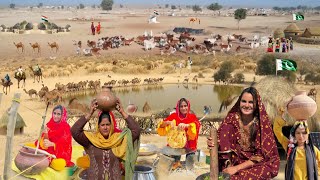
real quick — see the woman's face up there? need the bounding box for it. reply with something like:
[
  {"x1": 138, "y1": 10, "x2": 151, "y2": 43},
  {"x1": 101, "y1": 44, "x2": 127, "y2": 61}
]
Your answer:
[
  {"x1": 240, "y1": 92, "x2": 255, "y2": 116},
  {"x1": 295, "y1": 127, "x2": 308, "y2": 145},
  {"x1": 53, "y1": 108, "x2": 62, "y2": 123},
  {"x1": 179, "y1": 101, "x2": 188, "y2": 116},
  {"x1": 99, "y1": 118, "x2": 112, "y2": 138}
]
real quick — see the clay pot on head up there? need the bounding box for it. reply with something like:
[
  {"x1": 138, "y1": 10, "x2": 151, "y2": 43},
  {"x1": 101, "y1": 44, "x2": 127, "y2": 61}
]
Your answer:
[
  {"x1": 286, "y1": 90, "x2": 317, "y2": 121},
  {"x1": 96, "y1": 85, "x2": 117, "y2": 112},
  {"x1": 14, "y1": 147, "x2": 49, "y2": 175}
]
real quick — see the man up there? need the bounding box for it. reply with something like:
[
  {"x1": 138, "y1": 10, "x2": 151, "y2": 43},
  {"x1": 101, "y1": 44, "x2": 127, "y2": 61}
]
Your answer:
[
  {"x1": 35, "y1": 64, "x2": 41, "y2": 73},
  {"x1": 4, "y1": 74, "x2": 10, "y2": 84},
  {"x1": 17, "y1": 66, "x2": 23, "y2": 76}
]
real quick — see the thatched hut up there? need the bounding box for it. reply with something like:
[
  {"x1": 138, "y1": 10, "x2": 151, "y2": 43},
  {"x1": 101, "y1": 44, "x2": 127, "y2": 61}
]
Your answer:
[
  {"x1": 0, "y1": 110, "x2": 26, "y2": 135},
  {"x1": 284, "y1": 23, "x2": 303, "y2": 40},
  {"x1": 273, "y1": 28, "x2": 285, "y2": 39},
  {"x1": 301, "y1": 27, "x2": 320, "y2": 38},
  {"x1": 142, "y1": 101, "x2": 151, "y2": 113}
]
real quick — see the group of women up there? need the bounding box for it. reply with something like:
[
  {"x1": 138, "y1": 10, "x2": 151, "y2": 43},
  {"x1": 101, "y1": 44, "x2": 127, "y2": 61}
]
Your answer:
[{"x1": 22, "y1": 86, "x2": 319, "y2": 180}]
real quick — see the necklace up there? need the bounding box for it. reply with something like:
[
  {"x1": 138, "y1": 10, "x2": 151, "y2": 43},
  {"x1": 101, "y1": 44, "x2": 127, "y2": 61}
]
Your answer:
[{"x1": 238, "y1": 117, "x2": 256, "y2": 150}]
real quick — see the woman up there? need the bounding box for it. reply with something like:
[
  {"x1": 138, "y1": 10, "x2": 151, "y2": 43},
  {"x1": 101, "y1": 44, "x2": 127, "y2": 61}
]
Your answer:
[
  {"x1": 35, "y1": 105, "x2": 74, "y2": 170},
  {"x1": 274, "y1": 111, "x2": 320, "y2": 180},
  {"x1": 91, "y1": 22, "x2": 95, "y2": 35},
  {"x1": 71, "y1": 98, "x2": 141, "y2": 180},
  {"x1": 157, "y1": 98, "x2": 200, "y2": 170},
  {"x1": 207, "y1": 87, "x2": 280, "y2": 179},
  {"x1": 96, "y1": 22, "x2": 101, "y2": 34}
]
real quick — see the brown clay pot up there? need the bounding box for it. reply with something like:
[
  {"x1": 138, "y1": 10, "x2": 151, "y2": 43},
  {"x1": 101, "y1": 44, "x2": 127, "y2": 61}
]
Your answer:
[
  {"x1": 287, "y1": 90, "x2": 317, "y2": 121},
  {"x1": 14, "y1": 147, "x2": 49, "y2": 175},
  {"x1": 127, "y1": 103, "x2": 138, "y2": 114},
  {"x1": 96, "y1": 86, "x2": 117, "y2": 112}
]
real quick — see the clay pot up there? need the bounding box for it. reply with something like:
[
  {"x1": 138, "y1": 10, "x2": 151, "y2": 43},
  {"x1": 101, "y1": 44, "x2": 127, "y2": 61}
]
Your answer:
[
  {"x1": 96, "y1": 86, "x2": 117, "y2": 112},
  {"x1": 127, "y1": 102, "x2": 138, "y2": 114},
  {"x1": 14, "y1": 147, "x2": 49, "y2": 175},
  {"x1": 287, "y1": 90, "x2": 317, "y2": 121}
]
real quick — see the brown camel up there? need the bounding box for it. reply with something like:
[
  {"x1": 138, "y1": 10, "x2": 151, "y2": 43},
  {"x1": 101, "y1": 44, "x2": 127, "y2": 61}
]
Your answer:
[
  {"x1": 29, "y1": 42, "x2": 41, "y2": 54},
  {"x1": 219, "y1": 96, "x2": 238, "y2": 113},
  {"x1": 1, "y1": 79, "x2": 13, "y2": 95},
  {"x1": 28, "y1": 65, "x2": 43, "y2": 83},
  {"x1": 48, "y1": 42, "x2": 59, "y2": 53},
  {"x1": 14, "y1": 71, "x2": 26, "y2": 89},
  {"x1": 13, "y1": 42, "x2": 24, "y2": 53},
  {"x1": 23, "y1": 88, "x2": 37, "y2": 98},
  {"x1": 307, "y1": 88, "x2": 317, "y2": 102},
  {"x1": 189, "y1": 17, "x2": 200, "y2": 24},
  {"x1": 43, "y1": 90, "x2": 63, "y2": 105}
]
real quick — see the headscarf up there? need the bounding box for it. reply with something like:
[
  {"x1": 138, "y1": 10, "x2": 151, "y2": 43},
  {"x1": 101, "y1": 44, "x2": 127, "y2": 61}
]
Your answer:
[
  {"x1": 84, "y1": 111, "x2": 139, "y2": 180},
  {"x1": 165, "y1": 98, "x2": 200, "y2": 151},
  {"x1": 286, "y1": 121, "x2": 318, "y2": 180},
  {"x1": 39, "y1": 105, "x2": 73, "y2": 166},
  {"x1": 218, "y1": 87, "x2": 280, "y2": 178}
]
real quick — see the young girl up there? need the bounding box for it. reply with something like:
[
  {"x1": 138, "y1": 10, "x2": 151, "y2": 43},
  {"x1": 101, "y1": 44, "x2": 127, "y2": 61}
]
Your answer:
[{"x1": 274, "y1": 111, "x2": 320, "y2": 179}]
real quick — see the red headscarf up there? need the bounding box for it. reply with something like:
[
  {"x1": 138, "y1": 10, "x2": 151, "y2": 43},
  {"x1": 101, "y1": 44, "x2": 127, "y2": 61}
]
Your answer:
[
  {"x1": 36, "y1": 105, "x2": 74, "y2": 167},
  {"x1": 218, "y1": 87, "x2": 280, "y2": 179},
  {"x1": 164, "y1": 98, "x2": 200, "y2": 151}
]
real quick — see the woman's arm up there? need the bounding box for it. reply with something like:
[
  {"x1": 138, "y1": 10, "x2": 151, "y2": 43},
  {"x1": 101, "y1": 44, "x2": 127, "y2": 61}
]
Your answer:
[
  {"x1": 71, "y1": 116, "x2": 91, "y2": 147},
  {"x1": 273, "y1": 116, "x2": 289, "y2": 150},
  {"x1": 314, "y1": 146, "x2": 320, "y2": 174}
]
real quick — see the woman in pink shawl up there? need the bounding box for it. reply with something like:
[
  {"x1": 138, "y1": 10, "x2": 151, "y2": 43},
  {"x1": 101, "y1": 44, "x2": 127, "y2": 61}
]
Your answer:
[{"x1": 207, "y1": 87, "x2": 280, "y2": 179}]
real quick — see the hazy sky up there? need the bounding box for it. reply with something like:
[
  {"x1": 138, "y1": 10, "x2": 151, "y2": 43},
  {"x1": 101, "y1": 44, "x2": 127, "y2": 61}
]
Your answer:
[{"x1": 1, "y1": 0, "x2": 320, "y2": 7}]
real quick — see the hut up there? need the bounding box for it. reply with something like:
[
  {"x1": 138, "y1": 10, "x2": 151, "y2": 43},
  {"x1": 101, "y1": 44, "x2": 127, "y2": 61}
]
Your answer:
[
  {"x1": 283, "y1": 23, "x2": 303, "y2": 40},
  {"x1": 0, "y1": 109, "x2": 26, "y2": 135},
  {"x1": 142, "y1": 101, "x2": 151, "y2": 113},
  {"x1": 301, "y1": 27, "x2": 320, "y2": 38}
]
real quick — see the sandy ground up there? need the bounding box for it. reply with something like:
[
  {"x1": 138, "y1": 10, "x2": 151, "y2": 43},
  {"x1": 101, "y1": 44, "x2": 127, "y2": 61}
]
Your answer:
[{"x1": 0, "y1": 7, "x2": 320, "y2": 179}]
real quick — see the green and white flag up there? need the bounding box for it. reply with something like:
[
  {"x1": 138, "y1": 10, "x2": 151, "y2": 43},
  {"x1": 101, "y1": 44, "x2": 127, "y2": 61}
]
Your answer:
[
  {"x1": 276, "y1": 59, "x2": 297, "y2": 71},
  {"x1": 292, "y1": 14, "x2": 304, "y2": 21}
]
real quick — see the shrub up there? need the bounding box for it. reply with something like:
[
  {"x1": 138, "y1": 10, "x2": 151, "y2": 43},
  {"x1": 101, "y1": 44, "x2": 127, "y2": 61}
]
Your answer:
[
  {"x1": 256, "y1": 54, "x2": 276, "y2": 75},
  {"x1": 38, "y1": 23, "x2": 46, "y2": 30},
  {"x1": 233, "y1": 73, "x2": 245, "y2": 83},
  {"x1": 198, "y1": 72, "x2": 205, "y2": 78},
  {"x1": 213, "y1": 69, "x2": 232, "y2": 83}
]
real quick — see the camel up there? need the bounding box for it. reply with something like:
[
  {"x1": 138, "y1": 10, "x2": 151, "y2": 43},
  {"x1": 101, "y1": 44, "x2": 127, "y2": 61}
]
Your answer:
[
  {"x1": 23, "y1": 88, "x2": 37, "y2": 98},
  {"x1": 14, "y1": 71, "x2": 26, "y2": 89},
  {"x1": 1, "y1": 79, "x2": 13, "y2": 95},
  {"x1": 308, "y1": 88, "x2": 317, "y2": 102},
  {"x1": 189, "y1": 17, "x2": 200, "y2": 24},
  {"x1": 48, "y1": 42, "x2": 59, "y2": 53},
  {"x1": 28, "y1": 65, "x2": 43, "y2": 83},
  {"x1": 219, "y1": 96, "x2": 238, "y2": 113},
  {"x1": 13, "y1": 42, "x2": 24, "y2": 53},
  {"x1": 183, "y1": 77, "x2": 189, "y2": 84},
  {"x1": 43, "y1": 90, "x2": 63, "y2": 105},
  {"x1": 29, "y1": 42, "x2": 41, "y2": 54}
]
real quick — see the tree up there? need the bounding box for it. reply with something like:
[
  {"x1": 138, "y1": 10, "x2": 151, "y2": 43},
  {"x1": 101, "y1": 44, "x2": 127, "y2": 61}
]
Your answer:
[
  {"x1": 165, "y1": 4, "x2": 169, "y2": 8},
  {"x1": 101, "y1": 0, "x2": 114, "y2": 11},
  {"x1": 9, "y1": 3, "x2": 15, "y2": 9},
  {"x1": 234, "y1": 8, "x2": 247, "y2": 30},
  {"x1": 79, "y1": 4, "x2": 85, "y2": 9},
  {"x1": 37, "y1": 3, "x2": 43, "y2": 8},
  {"x1": 119, "y1": 4, "x2": 123, "y2": 8},
  {"x1": 207, "y1": 3, "x2": 222, "y2": 11},
  {"x1": 256, "y1": 54, "x2": 276, "y2": 75},
  {"x1": 171, "y1": 5, "x2": 177, "y2": 10},
  {"x1": 192, "y1": 5, "x2": 202, "y2": 12},
  {"x1": 315, "y1": 6, "x2": 320, "y2": 10},
  {"x1": 273, "y1": 6, "x2": 281, "y2": 11}
]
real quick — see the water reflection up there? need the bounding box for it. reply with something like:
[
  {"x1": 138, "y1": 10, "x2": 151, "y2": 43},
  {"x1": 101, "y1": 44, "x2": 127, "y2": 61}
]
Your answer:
[{"x1": 68, "y1": 84, "x2": 243, "y2": 115}]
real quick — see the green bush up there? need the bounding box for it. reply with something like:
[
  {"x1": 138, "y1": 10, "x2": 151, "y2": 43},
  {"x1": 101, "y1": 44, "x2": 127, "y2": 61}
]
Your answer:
[
  {"x1": 256, "y1": 54, "x2": 276, "y2": 75},
  {"x1": 233, "y1": 73, "x2": 245, "y2": 83},
  {"x1": 25, "y1": 23, "x2": 33, "y2": 30},
  {"x1": 213, "y1": 69, "x2": 232, "y2": 83}
]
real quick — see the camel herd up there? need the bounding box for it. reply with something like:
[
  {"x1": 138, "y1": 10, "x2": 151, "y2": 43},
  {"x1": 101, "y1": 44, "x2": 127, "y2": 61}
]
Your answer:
[{"x1": 13, "y1": 42, "x2": 59, "y2": 54}]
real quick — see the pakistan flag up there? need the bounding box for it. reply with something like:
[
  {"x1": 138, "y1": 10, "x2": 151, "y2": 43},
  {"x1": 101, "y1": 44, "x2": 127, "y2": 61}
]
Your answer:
[
  {"x1": 292, "y1": 14, "x2": 304, "y2": 21},
  {"x1": 276, "y1": 59, "x2": 297, "y2": 71}
]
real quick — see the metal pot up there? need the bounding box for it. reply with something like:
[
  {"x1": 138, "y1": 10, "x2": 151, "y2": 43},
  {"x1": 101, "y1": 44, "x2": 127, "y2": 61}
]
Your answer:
[
  {"x1": 196, "y1": 172, "x2": 230, "y2": 180},
  {"x1": 133, "y1": 165, "x2": 156, "y2": 180}
]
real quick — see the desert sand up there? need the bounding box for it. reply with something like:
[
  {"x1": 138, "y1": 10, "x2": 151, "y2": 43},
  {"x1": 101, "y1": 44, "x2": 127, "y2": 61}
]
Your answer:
[{"x1": 0, "y1": 7, "x2": 320, "y2": 179}]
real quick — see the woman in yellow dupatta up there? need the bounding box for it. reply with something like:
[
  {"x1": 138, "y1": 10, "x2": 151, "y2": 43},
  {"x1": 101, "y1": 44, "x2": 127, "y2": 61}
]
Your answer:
[{"x1": 71, "y1": 98, "x2": 141, "y2": 180}]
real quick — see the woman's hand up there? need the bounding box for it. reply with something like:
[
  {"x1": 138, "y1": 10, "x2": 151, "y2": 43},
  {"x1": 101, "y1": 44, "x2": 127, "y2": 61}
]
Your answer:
[
  {"x1": 207, "y1": 136, "x2": 215, "y2": 149},
  {"x1": 177, "y1": 123, "x2": 189, "y2": 130},
  {"x1": 43, "y1": 139, "x2": 54, "y2": 148},
  {"x1": 85, "y1": 98, "x2": 98, "y2": 120},
  {"x1": 222, "y1": 166, "x2": 239, "y2": 176},
  {"x1": 116, "y1": 98, "x2": 128, "y2": 119}
]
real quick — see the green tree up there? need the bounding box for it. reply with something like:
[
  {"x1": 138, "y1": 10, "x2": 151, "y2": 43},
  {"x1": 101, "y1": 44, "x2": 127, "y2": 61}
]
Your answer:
[
  {"x1": 9, "y1": 3, "x2": 15, "y2": 9},
  {"x1": 256, "y1": 54, "x2": 276, "y2": 75},
  {"x1": 165, "y1": 4, "x2": 169, "y2": 8},
  {"x1": 315, "y1": 6, "x2": 320, "y2": 10},
  {"x1": 192, "y1": 5, "x2": 202, "y2": 12},
  {"x1": 79, "y1": 4, "x2": 85, "y2": 9},
  {"x1": 171, "y1": 5, "x2": 177, "y2": 10},
  {"x1": 234, "y1": 8, "x2": 247, "y2": 30},
  {"x1": 207, "y1": 3, "x2": 222, "y2": 11},
  {"x1": 232, "y1": 73, "x2": 245, "y2": 83},
  {"x1": 273, "y1": 6, "x2": 281, "y2": 11},
  {"x1": 101, "y1": 0, "x2": 114, "y2": 11},
  {"x1": 119, "y1": 4, "x2": 123, "y2": 8}
]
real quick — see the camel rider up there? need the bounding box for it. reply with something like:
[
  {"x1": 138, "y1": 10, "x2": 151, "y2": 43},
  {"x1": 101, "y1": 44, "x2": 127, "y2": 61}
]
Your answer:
[
  {"x1": 4, "y1": 74, "x2": 11, "y2": 84},
  {"x1": 17, "y1": 66, "x2": 23, "y2": 76},
  {"x1": 34, "y1": 64, "x2": 41, "y2": 73}
]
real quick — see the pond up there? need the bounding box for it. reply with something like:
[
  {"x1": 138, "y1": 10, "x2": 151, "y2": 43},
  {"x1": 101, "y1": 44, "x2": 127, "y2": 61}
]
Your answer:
[{"x1": 70, "y1": 84, "x2": 243, "y2": 116}]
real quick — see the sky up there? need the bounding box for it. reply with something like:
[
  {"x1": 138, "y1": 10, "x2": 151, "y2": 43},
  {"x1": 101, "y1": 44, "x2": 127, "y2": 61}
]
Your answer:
[{"x1": 1, "y1": 0, "x2": 320, "y2": 8}]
